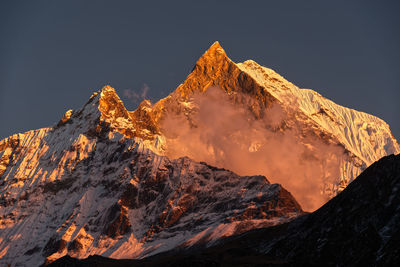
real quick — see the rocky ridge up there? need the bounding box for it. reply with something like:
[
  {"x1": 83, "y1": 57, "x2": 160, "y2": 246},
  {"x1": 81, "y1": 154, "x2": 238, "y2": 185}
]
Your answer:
[
  {"x1": 135, "y1": 42, "x2": 399, "y2": 208},
  {"x1": 0, "y1": 88, "x2": 302, "y2": 266},
  {"x1": 91, "y1": 153, "x2": 399, "y2": 267},
  {"x1": 54, "y1": 153, "x2": 400, "y2": 267},
  {"x1": 0, "y1": 41, "x2": 399, "y2": 266}
]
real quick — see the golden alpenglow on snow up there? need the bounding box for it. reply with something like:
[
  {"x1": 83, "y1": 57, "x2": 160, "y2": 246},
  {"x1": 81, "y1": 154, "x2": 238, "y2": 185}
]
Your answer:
[{"x1": 0, "y1": 42, "x2": 398, "y2": 266}]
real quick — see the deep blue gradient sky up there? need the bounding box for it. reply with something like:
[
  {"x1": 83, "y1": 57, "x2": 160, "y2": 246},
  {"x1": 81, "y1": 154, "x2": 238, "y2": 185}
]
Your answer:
[{"x1": 1, "y1": 1, "x2": 399, "y2": 140}]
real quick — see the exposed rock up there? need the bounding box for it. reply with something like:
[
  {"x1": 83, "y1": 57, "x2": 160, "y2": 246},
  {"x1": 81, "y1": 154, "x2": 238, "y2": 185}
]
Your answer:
[
  {"x1": 144, "y1": 41, "x2": 398, "y2": 209},
  {"x1": 0, "y1": 91, "x2": 302, "y2": 266},
  {"x1": 0, "y1": 41, "x2": 398, "y2": 266},
  {"x1": 103, "y1": 203, "x2": 131, "y2": 238},
  {"x1": 56, "y1": 109, "x2": 73, "y2": 128},
  {"x1": 50, "y1": 154, "x2": 400, "y2": 267},
  {"x1": 43, "y1": 237, "x2": 67, "y2": 257}
]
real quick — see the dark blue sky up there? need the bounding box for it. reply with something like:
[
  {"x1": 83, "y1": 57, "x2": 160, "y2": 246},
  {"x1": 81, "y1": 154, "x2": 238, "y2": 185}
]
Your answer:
[{"x1": 1, "y1": 0, "x2": 399, "y2": 140}]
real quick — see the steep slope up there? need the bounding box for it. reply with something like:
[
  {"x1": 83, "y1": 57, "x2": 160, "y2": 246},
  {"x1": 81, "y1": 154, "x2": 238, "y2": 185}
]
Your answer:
[
  {"x1": 138, "y1": 42, "x2": 399, "y2": 210},
  {"x1": 1, "y1": 41, "x2": 398, "y2": 266},
  {"x1": 0, "y1": 87, "x2": 302, "y2": 266},
  {"x1": 54, "y1": 154, "x2": 400, "y2": 266},
  {"x1": 237, "y1": 59, "x2": 398, "y2": 165}
]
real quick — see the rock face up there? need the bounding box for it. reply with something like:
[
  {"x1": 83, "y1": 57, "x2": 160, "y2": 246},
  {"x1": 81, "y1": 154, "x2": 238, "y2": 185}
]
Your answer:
[
  {"x1": 0, "y1": 41, "x2": 398, "y2": 266},
  {"x1": 51, "y1": 154, "x2": 400, "y2": 267},
  {"x1": 209, "y1": 153, "x2": 400, "y2": 266},
  {"x1": 0, "y1": 88, "x2": 302, "y2": 267},
  {"x1": 139, "y1": 41, "x2": 398, "y2": 210}
]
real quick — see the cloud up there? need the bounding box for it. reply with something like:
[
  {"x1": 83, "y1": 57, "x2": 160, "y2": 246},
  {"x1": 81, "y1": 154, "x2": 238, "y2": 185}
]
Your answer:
[
  {"x1": 123, "y1": 84, "x2": 150, "y2": 105},
  {"x1": 160, "y1": 87, "x2": 346, "y2": 211}
]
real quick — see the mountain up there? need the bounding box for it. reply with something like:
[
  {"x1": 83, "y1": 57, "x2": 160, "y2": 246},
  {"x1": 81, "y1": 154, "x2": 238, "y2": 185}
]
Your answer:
[
  {"x1": 0, "y1": 41, "x2": 398, "y2": 266},
  {"x1": 0, "y1": 87, "x2": 302, "y2": 266},
  {"x1": 131, "y1": 41, "x2": 399, "y2": 210},
  {"x1": 50, "y1": 153, "x2": 400, "y2": 267}
]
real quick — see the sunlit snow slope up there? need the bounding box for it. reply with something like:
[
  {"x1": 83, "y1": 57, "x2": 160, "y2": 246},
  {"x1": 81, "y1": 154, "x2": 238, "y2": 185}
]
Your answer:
[
  {"x1": 0, "y1": 41, "x2": 398, "y2": 266},
  {"x1": 144, "y1": 42, "x2": 399, "y2": 210},
  {"x1": 0, "y1": 88, "x2": 302, "y2": 266}
]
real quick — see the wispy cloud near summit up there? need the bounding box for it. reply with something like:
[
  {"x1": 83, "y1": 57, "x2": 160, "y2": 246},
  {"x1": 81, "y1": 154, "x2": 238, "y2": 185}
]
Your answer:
[{"x1": 123, "y1": 83, "x2": 150, "y2": 105}]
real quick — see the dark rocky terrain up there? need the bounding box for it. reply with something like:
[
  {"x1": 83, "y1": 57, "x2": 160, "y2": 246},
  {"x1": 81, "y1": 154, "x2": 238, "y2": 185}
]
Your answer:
[
  {"x1": 1, "y1": 42, "x2": 399, "y2": 266},
  {"x1": 49, "y1": 154, "x2": 400, "y2": 267},
  {"x1": 0, "y1": 87, "x2": 303, "y2": 266}
]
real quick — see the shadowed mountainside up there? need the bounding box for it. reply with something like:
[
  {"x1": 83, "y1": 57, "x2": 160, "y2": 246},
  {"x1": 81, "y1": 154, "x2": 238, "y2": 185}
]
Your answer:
[{"x1": 49, "y1": 153, "x2": 400, "y2": 267}]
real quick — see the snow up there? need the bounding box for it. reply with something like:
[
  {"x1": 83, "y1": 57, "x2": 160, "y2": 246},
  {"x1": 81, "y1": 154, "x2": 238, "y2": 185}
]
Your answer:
[
  {"x1": 237, "y1": 59, "x2": 400, "y2": 189},
  {"x1": 0, "y1": 87, "x2": 302, "y2": 266},
  {"x1": 237, "y1": 60, "x2": 399, "y2": 164},
  {"x1": 0, "y1": 47, "x2": 399, "y2": 266}
]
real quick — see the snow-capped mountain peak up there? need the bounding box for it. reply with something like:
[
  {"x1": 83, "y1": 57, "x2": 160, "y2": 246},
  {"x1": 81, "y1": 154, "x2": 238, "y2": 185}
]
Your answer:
[
  {"x1": 237, "y1": 59, "x2": 399, "y2": 165},
  {"x1": 0, "y1": 42, "x2": 398, "y2": 266},
  {"x1": 146, "y1": 42, "x2": 399, "y2": 210}
]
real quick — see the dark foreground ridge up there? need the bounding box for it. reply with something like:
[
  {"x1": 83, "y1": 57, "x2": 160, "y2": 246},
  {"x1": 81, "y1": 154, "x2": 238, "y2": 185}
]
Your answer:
[{"x1": 49, "y1": 154, "x2": 400, "y2": 266}]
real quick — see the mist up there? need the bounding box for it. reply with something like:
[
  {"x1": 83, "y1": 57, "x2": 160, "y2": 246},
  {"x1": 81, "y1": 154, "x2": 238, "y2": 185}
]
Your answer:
[
  {"x1": 161, "y1": 87, "x2": 346, "y2": 211},
  {"x1": 123, "y1": 83, "x2": 150, "y2": 105}
]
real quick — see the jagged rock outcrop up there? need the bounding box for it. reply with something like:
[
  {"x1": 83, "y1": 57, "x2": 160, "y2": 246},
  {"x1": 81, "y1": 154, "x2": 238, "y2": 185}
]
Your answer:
[
  {"x1": 136, "y1": 41, "x2": 399, "y2": 210},
  {"x1": 0, "y1": 88, "x2": 302, "y2": 267},
  {"x1": 0, "y1": 41, "x2": 399, "y2": 266},
  {"x1": 51, "y1": 154, "x2": 400, "y2": 266}
]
